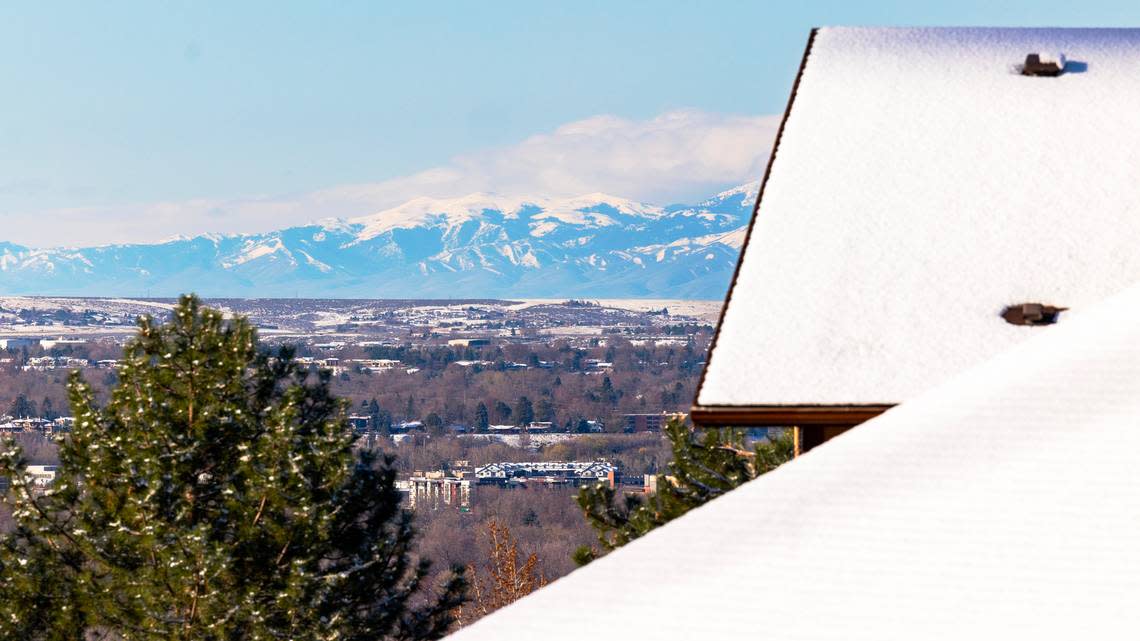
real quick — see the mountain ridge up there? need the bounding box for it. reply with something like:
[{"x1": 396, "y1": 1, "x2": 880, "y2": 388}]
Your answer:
[{"x1": 0, "y1": 183, "x2": 758, "y2": 299}]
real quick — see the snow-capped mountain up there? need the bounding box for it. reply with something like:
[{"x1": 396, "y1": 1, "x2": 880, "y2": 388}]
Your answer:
[{"x1": 0, "y1": 184, "x2": 758, "y2": 299}]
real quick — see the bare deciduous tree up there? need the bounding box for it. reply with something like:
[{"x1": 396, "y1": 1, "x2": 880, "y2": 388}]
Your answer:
[{"x1": 459, "y1": 520, "x2": 548, "y2": 625}]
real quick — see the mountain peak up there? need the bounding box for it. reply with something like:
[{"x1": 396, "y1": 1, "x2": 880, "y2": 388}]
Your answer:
[
  {"x1": 350, "y1": 192, "x2": 537, "y2": 241},
  {"x1": 0, "y1": 183, "x2": 757, "y2": 298},
  {"x1": 703, "y1": 181, "x2": 760, "y2": 206}
]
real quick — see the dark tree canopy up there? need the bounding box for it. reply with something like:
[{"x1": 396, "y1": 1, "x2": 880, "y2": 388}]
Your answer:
[
  {"x1": 535, "y1": 398, "x2": 555, "y2": 423},
  {"x1": 7, "y1": 393, "x2": 36, "y2": 419},
  {"x1": 513, "y1": 396, "x2": 534, "y2": 427},
  {"x1": 0, "y1": 295, "x2": 464, "y2": 640},
  {"x1": 474, "y1": 402, "x2": 489, "y2": 433},
  {"x1": 493, "y1": 400, "x2": 512, "y2": 424}
]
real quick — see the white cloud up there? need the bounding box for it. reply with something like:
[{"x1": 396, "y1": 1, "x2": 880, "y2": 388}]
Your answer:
[
  {"x1": 321, "y1": 109, "x2": 779, "y2": 210},
  {"x1": 5, "y1": 109, "x2": 779, "y2": 247}
]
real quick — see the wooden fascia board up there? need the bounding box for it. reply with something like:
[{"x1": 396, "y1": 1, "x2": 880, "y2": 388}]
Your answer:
[{"x1": 690, "y1": 404, "x2": 895, "y2": 428}]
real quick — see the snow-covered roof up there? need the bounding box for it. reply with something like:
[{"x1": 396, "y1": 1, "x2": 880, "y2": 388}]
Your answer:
[
  {"x1": 698, "y1": 27, "x2": 1140, "y2": 409},
  {"x1": 448, "y1": 278, "x2": 1140, "y2": 641}
]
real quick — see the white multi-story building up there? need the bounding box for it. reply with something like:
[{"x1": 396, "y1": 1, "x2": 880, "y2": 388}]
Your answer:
[
  {"x1": 475, "y1": 460, "x2": 617, "y2": 487},
  {"x1": 407, "y1": 473, "x2": 471, "y2": 511}
]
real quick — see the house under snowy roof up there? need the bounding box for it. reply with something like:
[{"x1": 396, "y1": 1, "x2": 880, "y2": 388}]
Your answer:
[
  {"x1": 447, "y1": 276, "x2": 1140, "y2": 641},
  {"x1": 692, "y1": 27, "x2": 1140, "y2": 450}
]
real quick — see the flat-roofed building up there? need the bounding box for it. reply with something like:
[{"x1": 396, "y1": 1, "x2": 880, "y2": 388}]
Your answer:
[
  {"x1": 622, "y1": 413, "x2": 669, "y2": 433},
  {"x1": 474, "y1": 460, "x2": 617, "y2": 488},
  {"x1": 447, "y1": 338, "x2": 491, "y2": 347}
]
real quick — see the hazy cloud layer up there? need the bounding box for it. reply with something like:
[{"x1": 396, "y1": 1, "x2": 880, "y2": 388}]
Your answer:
[{"x1": 5, "y1": 110, "x2": 778, "y2": 247}]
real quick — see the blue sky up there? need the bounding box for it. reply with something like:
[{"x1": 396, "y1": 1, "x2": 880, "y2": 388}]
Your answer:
[{"x1": 3, "y1": 1, "x2": 1140, "y2": 245}]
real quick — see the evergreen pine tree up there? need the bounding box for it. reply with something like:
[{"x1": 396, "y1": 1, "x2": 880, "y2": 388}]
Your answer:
[
  {"x1": 368, "y1": 397, "x2": 382, "y2": 430},
  {"x1": 424, "y1": 412, "x2": 444, "y2": 436},
  {"x1": 0, "y1": 295, "x2": 465, "y2": 640},
  {"x1": 40, "y1": 397, "x2": 56, "y2": 420},
  {"x1": 600, "y1": 376, "x2": 617, "y2": 403},
  {"x1": 474, "y1": 402, "x2": 489, "y2": 433},
  {"x1": 7, "y1": 393, "x2": 34, "y2": 418},
  {"x1": 514, "y1": 396, "x2": 534, "y2": 427},
  {"x1": 493, "y1": 400, "x2": 511, "y2": 424},
  {"x1": 376, "y1": 409, "x2": 393, "y2": 435},
  {"x1": 535, "y1": 398, "x2": 555, "y2": 423},
  {"x1": 574, "y1": 417, "x2": 793, "y2": 564}
]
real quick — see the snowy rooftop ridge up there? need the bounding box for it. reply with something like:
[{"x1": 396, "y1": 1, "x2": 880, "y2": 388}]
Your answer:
[
  {"x1": 699, "y1": 26, "x2": 1140, "y2": 408},
  {"x1": 448, "y1": 276, "x2": 1140, "y2": 641}
]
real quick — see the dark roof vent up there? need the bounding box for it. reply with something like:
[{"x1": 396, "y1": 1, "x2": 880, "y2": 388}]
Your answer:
[
  {"x1": 1001, "y1": 303, "x2": 1066, "y2": 326},
  {"x1": 1021, "y1": 52, "x2": 1066, "y2": 77}
]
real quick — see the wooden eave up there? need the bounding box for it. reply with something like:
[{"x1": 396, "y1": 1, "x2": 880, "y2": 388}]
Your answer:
[
  {"x1": 692, "y1": 29, "x2": 891, "y2": 428},
  {"x1": 689, "y1": 404, "x2": 895, "y2": 428}
]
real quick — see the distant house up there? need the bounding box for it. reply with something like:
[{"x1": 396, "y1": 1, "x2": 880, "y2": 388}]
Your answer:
[
  {"x1": 582, "y1": 359, "x2": 612, "y2": 373},
  {"x1": 392, "y1": 420, "x2": 424, "y2": 434},
  {"x1": 692, "y1": 27, "x2": 1140, "y2": 454},
  {"x1": 453, "y1": 360, "x2": 492, "y2": 368},
  {"x1": 25, "y1": 465, "x2": 59, "y2": 493},
  {"x1": 5, "y1": 417, "x2": 52, "y2": 433},
  {"x1": 0, "y1": 464, "x2": 58, "y2": 497},
  {"x1": 447, "y1": 338, "x2": 490, "y2": 347},
  {"x1": 349, "y1": 358, "x2": 403, "y2": 373},
  {"x1": 39, "y1": 337, "x2": 86, "y2": 350},
  {"x1": 345, "y1": 415, "x2": 370, "y2": 432}
]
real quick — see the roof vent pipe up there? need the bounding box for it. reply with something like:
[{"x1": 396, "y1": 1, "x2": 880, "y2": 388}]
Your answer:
[
  {"x1": 1021, "y1": 52, "x2": 1066, "y2": 76},
  {"x1": 1001, "y1": 303, "x2": 1066, "y2": 326}
]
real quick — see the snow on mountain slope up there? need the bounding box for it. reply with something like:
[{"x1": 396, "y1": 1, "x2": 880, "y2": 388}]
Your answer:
[
  {"x1": 350, "y1": 192, "x2": 666, "y2": 243},
  {"x1": 0, "y1": 185, "x2": 755, "y2": 298},
  {"x1": 351, "y1": 193, "x2": 534, "y2": 241}
]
